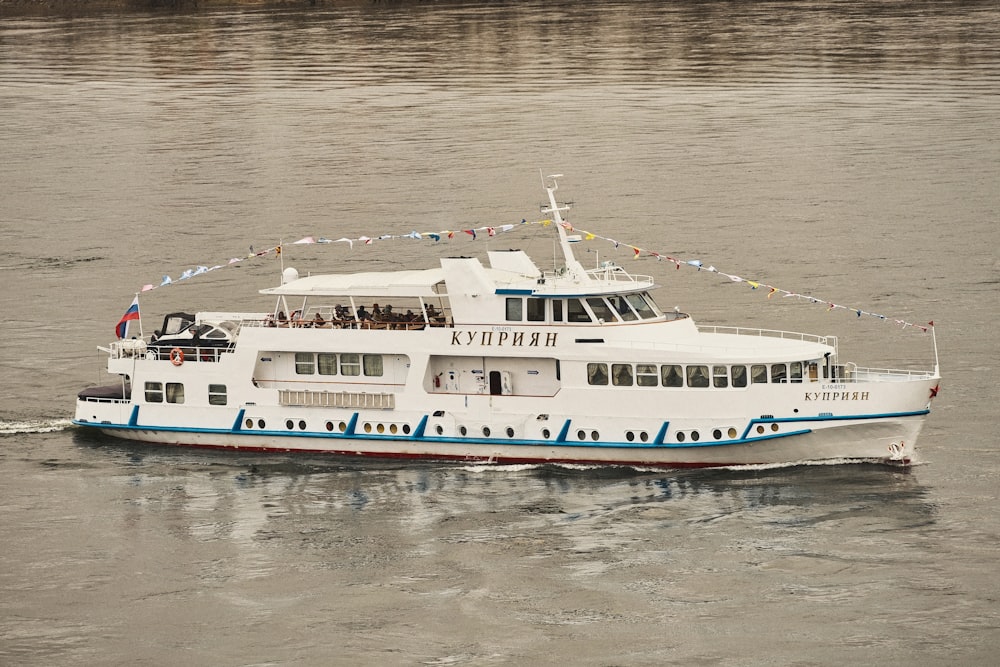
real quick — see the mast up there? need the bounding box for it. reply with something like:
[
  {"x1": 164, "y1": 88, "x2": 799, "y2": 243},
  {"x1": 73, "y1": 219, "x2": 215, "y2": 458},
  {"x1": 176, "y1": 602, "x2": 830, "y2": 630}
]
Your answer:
[{"x1": 540, "y1": 173, "x2": 589, "y2": 282}]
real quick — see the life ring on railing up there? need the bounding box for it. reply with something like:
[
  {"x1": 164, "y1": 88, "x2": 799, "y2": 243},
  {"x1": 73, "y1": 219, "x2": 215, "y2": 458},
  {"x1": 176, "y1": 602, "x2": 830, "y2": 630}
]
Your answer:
[{"x1": 170, "y1": 347, "x2": 184, "y2": 366}]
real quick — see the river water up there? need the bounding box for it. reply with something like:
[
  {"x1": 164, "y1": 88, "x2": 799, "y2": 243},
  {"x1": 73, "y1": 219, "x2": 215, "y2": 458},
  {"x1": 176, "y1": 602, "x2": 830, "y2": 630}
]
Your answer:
[{"x1": 1, "y1": 1, "x2": 998, "y2": 664}]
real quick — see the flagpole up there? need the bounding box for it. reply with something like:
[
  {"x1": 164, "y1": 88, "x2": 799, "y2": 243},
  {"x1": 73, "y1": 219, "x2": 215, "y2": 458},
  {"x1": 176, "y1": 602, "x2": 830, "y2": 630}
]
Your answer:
[{"x1": 136, "y1": 292, "x2": 143, "y2": 339}]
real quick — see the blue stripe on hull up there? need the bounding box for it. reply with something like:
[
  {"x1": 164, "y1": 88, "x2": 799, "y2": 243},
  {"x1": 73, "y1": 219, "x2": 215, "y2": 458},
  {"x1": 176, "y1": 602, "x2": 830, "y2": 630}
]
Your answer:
[{"x1": 73, "y1": 407, "x2": 928, "y2": 451}]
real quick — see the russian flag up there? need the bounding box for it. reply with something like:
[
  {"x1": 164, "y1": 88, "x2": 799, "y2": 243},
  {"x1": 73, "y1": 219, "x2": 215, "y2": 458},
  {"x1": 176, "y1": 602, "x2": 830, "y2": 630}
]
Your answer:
[{"x1": 115, "y1": 296, "x2": 140, "y2": 339}]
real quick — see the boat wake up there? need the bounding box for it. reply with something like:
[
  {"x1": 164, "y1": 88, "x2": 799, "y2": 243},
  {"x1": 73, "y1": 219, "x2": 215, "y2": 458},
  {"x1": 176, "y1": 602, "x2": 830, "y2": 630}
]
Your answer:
[{"x1": 0, "y1": 418, "x2": 73, "y2": 435}]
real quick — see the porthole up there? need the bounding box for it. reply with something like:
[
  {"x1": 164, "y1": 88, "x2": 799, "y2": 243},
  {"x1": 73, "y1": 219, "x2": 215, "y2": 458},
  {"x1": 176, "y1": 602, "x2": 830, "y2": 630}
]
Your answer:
[
  {"x1": 285, "y1": 419, "x2": 294, "y2": 430},
  {"x1": 435, "y1": 424, "x2": 444, "y2": 435},
  {"x1": 626, "y1": 431, "x2": 635, "y2": 442},
  {"x1": 691, "y1": 431, "x2": 700, "y2": 442},
  {"x1": 338, "y1": 421, "x2": 347, "y2": 432},
  {"x1": 771, "y1": 424, "x2": 779, "y2": 432},
  {"x1": 506, "y1": 427, "x2": 515, "y2": 438},
  {"x1": 460, "y1": 425, "x2": 467, "y2": 436},
  {"x1": 389, "y1": 424, "x2": 398, "y2": 434},
  {"x1": 298, "y1": 420, "x2": 306, "y2": 430},
  {"x1": 542, "y1": 428, "x2": 551, "y2": 439},
  {"x1": 402, "y1": 424, "x2": 411, "y2": 435},
  {"x1": 577, "y1": 429, "x2": 586, "y2": 440},
  {"x1": 756, "y1": 425, "x2": 765, "y2": 435},
  {"x1": 245, "y1": 418, "x2": 253, "y2": 429},
  {"x1": 639, "y1": 431, "x2": 648, "y2": 442},
  {"x1": 728, "y1": 427, "x2": 737, "y2": 438},
  {"x1": 363, "y1": 423, "x2": 372, "y2": 433},
  {"x1": 482, "y1": 426, "x2": 491, "y2": 437},
  {"x1": 257, "y1": 419, "x2": 265, "y2": 429},
  {"x1": 591, "y1": 431, "x2": 599, "y2": 440},
  {"x1": 677, "y1": 432, "x2": 686, "y2": 443},
  {"x1": 325, "y1": 421, "x2": 334, "y2": 432},
  {"x1": 377, "y1": 423, "x2": 385, "y2": 434},
  {"x1": 713, "y1": 429, "x2": 722, "y2": 440}
]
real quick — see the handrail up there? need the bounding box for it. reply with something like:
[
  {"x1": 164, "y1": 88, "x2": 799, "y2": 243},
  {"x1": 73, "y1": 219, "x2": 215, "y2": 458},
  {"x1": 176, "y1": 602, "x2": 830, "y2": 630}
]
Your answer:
[{"x1": 698, "y1": 325, "x2": 834, "y2": 346}]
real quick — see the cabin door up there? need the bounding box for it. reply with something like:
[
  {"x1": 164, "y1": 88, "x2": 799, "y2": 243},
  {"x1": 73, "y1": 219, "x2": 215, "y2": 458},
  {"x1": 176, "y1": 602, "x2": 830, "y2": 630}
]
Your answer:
[{"x1": 488, "y1": 370, "x2": 513, "y2": 396}]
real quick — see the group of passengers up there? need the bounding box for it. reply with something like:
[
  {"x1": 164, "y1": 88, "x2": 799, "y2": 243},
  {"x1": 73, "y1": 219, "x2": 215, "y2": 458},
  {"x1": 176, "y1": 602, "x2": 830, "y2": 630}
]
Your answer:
[{"x1": 265, "y1": 303, "x2": 443, "y2": 329}]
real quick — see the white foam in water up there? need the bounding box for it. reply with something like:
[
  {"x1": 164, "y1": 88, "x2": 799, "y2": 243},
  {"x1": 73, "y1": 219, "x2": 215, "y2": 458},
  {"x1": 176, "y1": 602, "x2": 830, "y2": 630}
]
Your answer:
[{"x1": 0, "y1": 419, "x2": 73, "y2": 435}]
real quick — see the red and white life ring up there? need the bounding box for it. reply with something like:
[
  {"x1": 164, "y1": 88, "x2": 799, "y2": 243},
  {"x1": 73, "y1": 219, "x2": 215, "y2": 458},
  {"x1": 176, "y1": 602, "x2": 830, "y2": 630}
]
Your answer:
[{"x1": 170, "y1": 347, "x2": 184, "y2": 366}]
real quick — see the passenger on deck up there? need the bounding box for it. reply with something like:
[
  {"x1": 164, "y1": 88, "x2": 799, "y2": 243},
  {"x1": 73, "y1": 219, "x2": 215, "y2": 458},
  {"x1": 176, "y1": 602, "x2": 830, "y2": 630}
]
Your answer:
[
  {"x1": 312, "y1": 312, "x2": 326, "y2": 328},
  {"x1": 356, "y1": 305, "x2": 371, "y2": 321},
  {"x1": 277, "y1": 311, "x2": 288, "y2": 326},
  {"x1": 372, "y1": 303, "x2": 383, "y2": 319}
]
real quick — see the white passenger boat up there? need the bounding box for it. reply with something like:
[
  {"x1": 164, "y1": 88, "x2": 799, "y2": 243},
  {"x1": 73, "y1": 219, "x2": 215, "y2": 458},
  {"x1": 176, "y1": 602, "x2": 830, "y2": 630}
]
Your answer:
[{"x1": 74, "y1": 176, "x2": 941, "y2": 467}]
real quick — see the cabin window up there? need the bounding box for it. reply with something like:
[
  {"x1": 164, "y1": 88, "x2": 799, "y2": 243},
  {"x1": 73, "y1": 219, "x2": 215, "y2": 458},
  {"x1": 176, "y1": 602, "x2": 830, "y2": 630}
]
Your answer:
[
  {"x1": 686, "y1": 365, "x2": 709, "y2": 388},
  {"x1": 317, "y1": 353, "x2": 337, "y2": 375},
  {"x1": 587, "y1": 297, "x2": 616, "y2": 323},
  {"x1": 790, "y1": 362, "x2": 803, "y2": 383},
  {"x1": 145, "y1": 381, "x2": 163, "y2": 403},
  {"x1": 526, "y1": 298, "x2": 545, "y2": 322},
  {"x1": 567, "y1": 299, "x2": 591, "y2": 323},
  {"x1": 713, "y1": 366, "x2": 729, "y2": 388},
  {"x1": 340, "y1": 353, "x2": 361, "y2": 376},
  {"x1": 610, "y1": 295, "x2": 638, "y2": 321},
  {"x1": 628, "y1": 293, "x2": 657, "y2": 319},
  {"x1": 808, "y1": 362, "x2": 818, "y2": 381},
  {"x1": 363, "y1": 354, "x2": 383, "y2": 377},
  {"x1": 661, "y1": 364, "x2": 683, "y2": 387},
  {"x1": 552, "y1": 299, "x2": 564, "y2": 322},
  {"x1": 505, "y1": 298, "x2": 523, "y2": 322},
  {"x1": 751, "y1": 364, "x2": 768, "y2": 384},
  {"x1": 612, "y1": 364, "x2": 634, "y2": 386},
  {"x1": 295, "y1": 352, "x2": 315, "y2": 375},
  {"x1": 636, "y1": 364, "x2": 658, "y2": 386},
  {"x1": 732, "y1": 365, "x2": 748, "y2": 388},
  {"x1": 771, "y1": 364, "x2": 788, "y2": 383},
  {"x1": 587, "y1": 363, "x2": 608, "y2": 385},
  {"x1": 165, "y1": 382, "x2": 185, "y2": 404},
  {"x1": 208, "y1": 384, "x2": 227, "y2": 406}
]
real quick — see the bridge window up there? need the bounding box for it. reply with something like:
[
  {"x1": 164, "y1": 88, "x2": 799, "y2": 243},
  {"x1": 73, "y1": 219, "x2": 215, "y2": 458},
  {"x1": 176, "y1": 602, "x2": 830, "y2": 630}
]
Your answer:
[
  {"x1": 661, "y1": 364, "x2": 683, "y2": 387},
  {"x1": 751, "y1": 364, "x2": 768, "y2": 384},
  {"x1": 208, "y1": 384, "x2": 227, "y2": 406},
  {"x1": 587, "y1": 297, "x2": 616, "y2": 323},
  {"x1": 687, "y1": 365, "x2": 709, "y2": 388},
  {"x1": 628, "y1": 293, "x2": 657, "y2": 319},
  {"x1": 587, "y1": 363, "x2": 608, "y2": 385},
  {"x1": 552, "y1": 299, "x2": 564, "y2": 322},
  {"x1": 771, "y1": 364, "x2": 788, "y2": 383},
  {"x1": 145, "y1": 381, "x2": 163, "y2": 403},
  {"x1": 295, "y1": 352, "x2": 315, "y2": 375},
  {"x1": 636, "y1": 364, "x2": 658, "y2": 386},
  {"x1": 527, "y1": 298, "x2": 545, "y2": 322},
  {"x1": 505, "y1": 298, "x2": 523, "y2": 322},
  {"x1": 610, "y1": 295, "x2": 638, "y2": 321},
  {"x1": 567, "y1": 298, "x2": 591, "y2": 323},
  {"x1": 790, "y1": 362, "x2": 803, "y2": 383},
  {"x1": 732, "y1": 365, "x2": 748, "y2": 388}
]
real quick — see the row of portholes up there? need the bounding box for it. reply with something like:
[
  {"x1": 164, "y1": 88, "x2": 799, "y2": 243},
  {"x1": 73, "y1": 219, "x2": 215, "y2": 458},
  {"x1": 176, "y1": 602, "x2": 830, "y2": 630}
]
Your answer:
[
  {"x1": 676, "y1": 426, "x2": 745, "y2": 443},
  {"x1": 454, "y1": 425, "x2": 518, "y2": 438},
  {"x1": 242, "y1": 418, "x2": 412, "y2": 435}
]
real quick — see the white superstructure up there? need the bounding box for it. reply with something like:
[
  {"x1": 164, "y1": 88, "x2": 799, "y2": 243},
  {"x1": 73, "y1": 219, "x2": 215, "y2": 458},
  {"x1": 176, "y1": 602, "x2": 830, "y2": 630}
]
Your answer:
[{"x1": 74, "y1": 176, "x2": 940, "y2": 467}]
